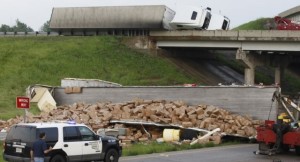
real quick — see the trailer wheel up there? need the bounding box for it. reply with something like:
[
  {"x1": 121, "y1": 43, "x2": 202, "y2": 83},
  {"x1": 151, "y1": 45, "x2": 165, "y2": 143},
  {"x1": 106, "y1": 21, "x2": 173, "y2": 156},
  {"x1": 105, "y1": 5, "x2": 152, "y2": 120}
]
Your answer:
[{"x1": 296, "y1": 146, "x2": 300, "y2": 155}]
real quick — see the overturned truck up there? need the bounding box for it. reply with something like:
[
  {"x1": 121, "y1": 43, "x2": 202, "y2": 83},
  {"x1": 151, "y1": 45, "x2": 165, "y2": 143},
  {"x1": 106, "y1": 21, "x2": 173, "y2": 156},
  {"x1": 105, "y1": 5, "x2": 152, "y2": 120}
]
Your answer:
[{"x1": 49, "y1": 5, "x2": 176, "y2": 36}]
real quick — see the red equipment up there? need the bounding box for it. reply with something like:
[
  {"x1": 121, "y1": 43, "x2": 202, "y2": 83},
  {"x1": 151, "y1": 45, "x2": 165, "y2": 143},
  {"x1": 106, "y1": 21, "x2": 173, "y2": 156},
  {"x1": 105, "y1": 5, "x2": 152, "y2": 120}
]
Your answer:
[
  {"x1": 255, "y1": 91, "x2": 300, "y2": 155},
  {"x1": 274, "y1": 16, "x2": 300, "y2": 30}
]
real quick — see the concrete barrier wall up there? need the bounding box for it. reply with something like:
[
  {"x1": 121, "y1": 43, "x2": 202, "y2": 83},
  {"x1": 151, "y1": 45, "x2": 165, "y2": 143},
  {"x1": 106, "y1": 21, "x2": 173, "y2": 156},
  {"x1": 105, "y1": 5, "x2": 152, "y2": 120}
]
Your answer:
[
  {"x1": 150, "y1": 30, "x2": 300, "y2": 42},
  {"x1": 54, "y1": 86, "x2": 278, "y2": 120}
]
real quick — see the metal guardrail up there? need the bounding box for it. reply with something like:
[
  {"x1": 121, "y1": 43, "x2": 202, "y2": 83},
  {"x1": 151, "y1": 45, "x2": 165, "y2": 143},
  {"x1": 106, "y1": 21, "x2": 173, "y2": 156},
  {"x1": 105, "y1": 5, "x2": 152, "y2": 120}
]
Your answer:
[
  {"x1": 0, "y1": 32, "x2": 59, "y2": 37},
  {"x1": 0, "y1": 30, "x2": 150, "y2": 37}
]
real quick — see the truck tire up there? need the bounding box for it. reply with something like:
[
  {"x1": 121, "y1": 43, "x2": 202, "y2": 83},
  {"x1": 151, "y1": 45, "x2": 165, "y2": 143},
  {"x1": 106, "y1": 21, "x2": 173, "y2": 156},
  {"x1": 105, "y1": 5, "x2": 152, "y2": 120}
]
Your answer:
[
  {"x1": 50, "y1": 154, "x2": 66, "y2": 162},
  {"x1": 282, "y1": 144, "x2": 289, "y2": 152},
  {"x1": 105, "y1": 149, "x2": 119, "y2": 162},
  {"x1": 259, "y1": 142, "x2": 271, "y2": 151},
  {"x1": 257, "y1": 142, "x2": 273, "y2": 155},
  {"x1": 296, "y1": 146, "x2": 300, "y2": 155}
]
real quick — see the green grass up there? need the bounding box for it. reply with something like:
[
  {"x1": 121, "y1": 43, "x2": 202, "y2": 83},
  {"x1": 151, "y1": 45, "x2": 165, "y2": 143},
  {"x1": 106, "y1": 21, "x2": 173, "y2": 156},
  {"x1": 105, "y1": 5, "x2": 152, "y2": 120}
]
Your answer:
[
  {"x1": 122, "y1": 141, "x2": 240, "y2": 156},
  {"x1": 0, "y1": 36, "x2": 196, "y2": 120},
  {"x1": 282, "y1": 71, "x2": 300, "y2": 95},
  {"x1": 233, "y1": 18, "x2": 273, "y2": 30},
  {"x1": 122, "y1": 142, "x2": 211, "y2": 156}
]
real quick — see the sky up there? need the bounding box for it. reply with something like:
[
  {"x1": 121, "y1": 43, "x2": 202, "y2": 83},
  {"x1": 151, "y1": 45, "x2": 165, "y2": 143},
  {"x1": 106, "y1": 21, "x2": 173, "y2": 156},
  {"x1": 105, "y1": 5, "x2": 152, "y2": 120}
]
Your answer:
[{"x1": 0, "y1": 0, "x2": 299, "y2": 31}]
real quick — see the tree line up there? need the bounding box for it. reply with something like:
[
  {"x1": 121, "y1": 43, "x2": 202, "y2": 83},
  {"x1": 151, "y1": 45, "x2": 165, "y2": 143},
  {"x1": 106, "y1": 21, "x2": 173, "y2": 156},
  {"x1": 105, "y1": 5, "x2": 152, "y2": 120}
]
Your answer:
[{"x1": 0, "y1": 19, "x2": 50, "y2": 32}]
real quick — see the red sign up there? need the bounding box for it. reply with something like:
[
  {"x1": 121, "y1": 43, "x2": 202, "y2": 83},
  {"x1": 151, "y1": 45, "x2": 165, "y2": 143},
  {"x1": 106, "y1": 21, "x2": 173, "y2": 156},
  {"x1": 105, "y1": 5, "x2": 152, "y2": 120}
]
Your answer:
[{"x1": 16, "y1": 97, "x2": 30, "y2": 109}]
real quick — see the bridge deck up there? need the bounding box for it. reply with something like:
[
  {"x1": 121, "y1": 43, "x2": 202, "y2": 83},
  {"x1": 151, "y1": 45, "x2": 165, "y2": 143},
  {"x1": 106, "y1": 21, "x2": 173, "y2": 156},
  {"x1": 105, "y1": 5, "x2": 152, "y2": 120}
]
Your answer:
[{"x1": 150, "y1": 30, "x2": 300, "y2": 51}]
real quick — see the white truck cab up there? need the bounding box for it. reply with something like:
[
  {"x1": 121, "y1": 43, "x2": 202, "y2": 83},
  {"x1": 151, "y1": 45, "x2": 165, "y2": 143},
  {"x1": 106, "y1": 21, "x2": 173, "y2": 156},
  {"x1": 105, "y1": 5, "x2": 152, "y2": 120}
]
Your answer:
[
  {"x1": 170, "y1": 6, "x2": 212, "y2": 30},
  {"x1": 207, "y1": 13, "x2": 230, "y2": 30}
]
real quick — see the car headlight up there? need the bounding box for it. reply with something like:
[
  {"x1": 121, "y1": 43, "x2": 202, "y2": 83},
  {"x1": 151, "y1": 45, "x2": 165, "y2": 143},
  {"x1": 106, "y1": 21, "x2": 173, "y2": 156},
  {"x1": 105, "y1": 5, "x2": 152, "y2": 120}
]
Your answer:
[{"x1": 108, "y1": 139, "x2": 116, "y2": 143}]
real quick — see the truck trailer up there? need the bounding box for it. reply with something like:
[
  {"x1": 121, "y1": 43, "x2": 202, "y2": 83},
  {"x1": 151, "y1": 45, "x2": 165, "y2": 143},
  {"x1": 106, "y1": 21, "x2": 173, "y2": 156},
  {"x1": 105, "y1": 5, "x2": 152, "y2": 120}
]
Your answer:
[{"x1": 49, "y1": 5, "x2": 176, "y2": 34}]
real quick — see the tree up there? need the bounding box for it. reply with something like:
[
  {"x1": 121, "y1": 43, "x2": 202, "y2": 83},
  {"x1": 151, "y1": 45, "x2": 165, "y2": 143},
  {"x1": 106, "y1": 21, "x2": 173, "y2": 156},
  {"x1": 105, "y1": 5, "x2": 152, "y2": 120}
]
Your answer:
[
  {"x1": 40, "y1": 20, "x2": 51, "y2": 32},
  {"x1": 0, "y1": 24, "x2": 13, "y2": 32},
  {"x1": 0, "y1": 19, "x2": 34, "y2": 32},
  {"x1": 12, "y1": 19, "x2": 34, "y2": 32}
]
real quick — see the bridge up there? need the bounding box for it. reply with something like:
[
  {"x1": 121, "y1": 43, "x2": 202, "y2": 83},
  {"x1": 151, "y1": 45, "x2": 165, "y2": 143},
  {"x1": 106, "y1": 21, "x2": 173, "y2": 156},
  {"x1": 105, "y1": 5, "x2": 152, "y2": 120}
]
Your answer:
[
  {"x1": 149, "y1": 30, "x2": 300, "y2": 85},
  {"x1": 1, "y1": 30, "x2": 299, "y2": 86}
]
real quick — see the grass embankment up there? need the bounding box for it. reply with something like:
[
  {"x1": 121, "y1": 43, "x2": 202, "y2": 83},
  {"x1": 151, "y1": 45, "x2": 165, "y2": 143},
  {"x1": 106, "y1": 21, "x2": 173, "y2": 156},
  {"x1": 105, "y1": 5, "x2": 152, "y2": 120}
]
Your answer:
[
  {"x1": 0, "y1": 36, "x2": 196, "y2": 120},
  {"x1": 233, "y1": 18, "x2": 273, "y2": 30}
]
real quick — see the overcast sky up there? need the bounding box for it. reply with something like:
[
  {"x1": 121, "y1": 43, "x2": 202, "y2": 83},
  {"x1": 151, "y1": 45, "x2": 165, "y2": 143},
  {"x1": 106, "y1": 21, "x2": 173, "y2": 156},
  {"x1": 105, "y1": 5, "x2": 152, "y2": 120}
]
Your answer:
[{"x1": 0, "y1": 0, "x2": 299, "y2": 31}]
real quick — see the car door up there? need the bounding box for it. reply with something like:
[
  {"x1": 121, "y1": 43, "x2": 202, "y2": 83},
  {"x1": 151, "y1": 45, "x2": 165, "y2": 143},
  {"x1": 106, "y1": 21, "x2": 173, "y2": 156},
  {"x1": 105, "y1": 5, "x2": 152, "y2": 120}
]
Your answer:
[
  {"x1": 62, "y1": 126, "x2": 83, "y2": 161},
  {"x1": 78, "y1": 126, "x2": 102, "y2": 161}
]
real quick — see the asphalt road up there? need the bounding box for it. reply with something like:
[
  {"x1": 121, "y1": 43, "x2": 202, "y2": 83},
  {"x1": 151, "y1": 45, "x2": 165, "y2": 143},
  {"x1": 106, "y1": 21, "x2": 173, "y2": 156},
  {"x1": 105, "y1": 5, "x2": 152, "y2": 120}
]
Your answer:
[{"x1": 120, "y1": 144, "x2": 300, "y2": 162}]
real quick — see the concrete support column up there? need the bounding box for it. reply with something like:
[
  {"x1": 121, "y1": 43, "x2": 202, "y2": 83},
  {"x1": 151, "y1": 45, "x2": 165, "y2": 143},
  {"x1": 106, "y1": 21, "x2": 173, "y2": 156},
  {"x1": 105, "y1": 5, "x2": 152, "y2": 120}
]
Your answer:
[
  {"x1": 274, "y1": 67, "x2": 281, "y2": 85},
  {"x1": 244, "y1": 68, "x2": 255, "y2": 85},
  {"x1": 271, "y1": 55, "x2": 290, "y2": 85},
  {"x1": 236, "y1": 49, "x2": 263, "y2": 85}
]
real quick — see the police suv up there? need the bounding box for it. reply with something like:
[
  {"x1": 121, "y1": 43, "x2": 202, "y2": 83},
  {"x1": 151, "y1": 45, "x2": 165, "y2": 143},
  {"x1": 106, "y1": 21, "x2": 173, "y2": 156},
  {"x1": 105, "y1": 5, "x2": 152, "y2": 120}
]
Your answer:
[{"x1": 3, "y1": 121, "x2": 122, "y2": 162}]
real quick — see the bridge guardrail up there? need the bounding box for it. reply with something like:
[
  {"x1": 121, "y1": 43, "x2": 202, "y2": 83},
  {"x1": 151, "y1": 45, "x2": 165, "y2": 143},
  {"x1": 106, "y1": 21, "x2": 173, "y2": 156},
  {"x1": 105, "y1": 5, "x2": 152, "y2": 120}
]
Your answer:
[{"x1": 0, "y1": 32, "x2": 59, "y2": 37}]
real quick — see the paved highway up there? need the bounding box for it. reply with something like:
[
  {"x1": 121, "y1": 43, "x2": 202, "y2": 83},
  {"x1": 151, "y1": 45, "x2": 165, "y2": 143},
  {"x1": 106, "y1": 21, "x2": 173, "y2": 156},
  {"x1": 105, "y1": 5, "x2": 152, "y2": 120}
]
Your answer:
[{"x1": 120, "y1": 144, "x2": 300, "y2": 162}]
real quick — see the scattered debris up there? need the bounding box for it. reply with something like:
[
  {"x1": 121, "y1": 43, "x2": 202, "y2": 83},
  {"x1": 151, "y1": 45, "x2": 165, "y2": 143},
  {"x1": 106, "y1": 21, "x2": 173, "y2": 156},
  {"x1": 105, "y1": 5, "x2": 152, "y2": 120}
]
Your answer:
[
  {"x1": 61, "y1": 78, "x2": 122, "y2": 87},
  {"x1": 0, "y1": 99, "x2": 263, "y2": 145},
  {"x1": 190, "y1": 128, "x2": 221, "y2": 145},
  {"x1": 26, "y1": 85, "x2": 57, "y2": 112}
]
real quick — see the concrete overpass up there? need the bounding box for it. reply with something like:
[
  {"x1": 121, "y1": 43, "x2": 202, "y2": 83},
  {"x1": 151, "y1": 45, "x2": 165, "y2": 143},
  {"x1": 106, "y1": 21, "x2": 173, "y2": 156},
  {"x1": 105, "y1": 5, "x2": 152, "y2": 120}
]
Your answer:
[{"x1": 149, "y1": 30, "x2": 300, "y2": 85}]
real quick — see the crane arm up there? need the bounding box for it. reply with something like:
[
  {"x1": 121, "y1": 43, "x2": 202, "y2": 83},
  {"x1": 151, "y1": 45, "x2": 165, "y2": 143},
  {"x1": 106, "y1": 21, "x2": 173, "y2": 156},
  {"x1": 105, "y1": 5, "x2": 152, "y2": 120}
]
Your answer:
[{"x1": 272, "y1": 91, "x2": 299, "y2": 122}]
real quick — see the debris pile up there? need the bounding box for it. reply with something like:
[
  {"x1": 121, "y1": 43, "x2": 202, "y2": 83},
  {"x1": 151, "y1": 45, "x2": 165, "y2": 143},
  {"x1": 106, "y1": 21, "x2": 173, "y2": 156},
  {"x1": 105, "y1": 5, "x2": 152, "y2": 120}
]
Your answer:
[{"x1": 0, "y1": 99, "x2": 262, "y2": 145}]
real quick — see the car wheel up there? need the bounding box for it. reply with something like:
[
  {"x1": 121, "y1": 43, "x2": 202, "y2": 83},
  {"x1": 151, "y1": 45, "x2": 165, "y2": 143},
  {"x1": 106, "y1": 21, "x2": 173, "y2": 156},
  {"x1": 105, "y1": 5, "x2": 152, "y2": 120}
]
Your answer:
[
  {"x1": 105, "y1": 149, "x2": 119, "y2": 162},
  {"x1": 50, "y1": 154, "x2": 66, "y2": 162}
]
